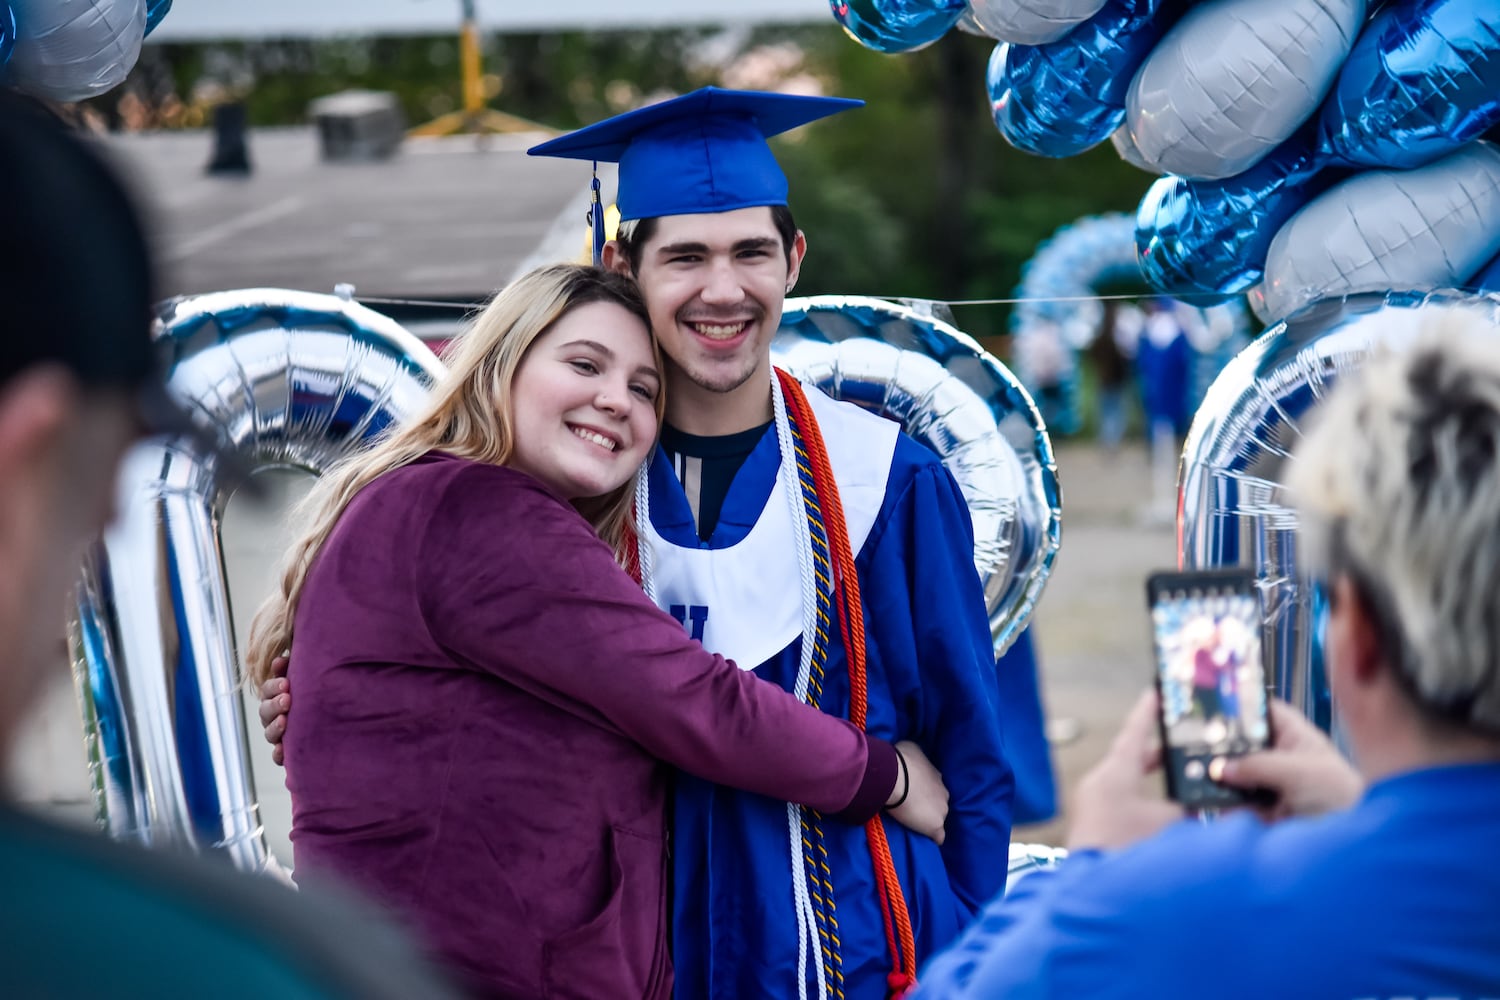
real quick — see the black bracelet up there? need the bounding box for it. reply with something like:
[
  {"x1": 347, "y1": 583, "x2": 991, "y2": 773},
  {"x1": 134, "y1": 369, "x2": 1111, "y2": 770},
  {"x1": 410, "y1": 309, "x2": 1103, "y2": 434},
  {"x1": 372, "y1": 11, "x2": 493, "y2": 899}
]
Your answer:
[{"x1": 889, "y1": 746, "x2": 910, "y2": 809}]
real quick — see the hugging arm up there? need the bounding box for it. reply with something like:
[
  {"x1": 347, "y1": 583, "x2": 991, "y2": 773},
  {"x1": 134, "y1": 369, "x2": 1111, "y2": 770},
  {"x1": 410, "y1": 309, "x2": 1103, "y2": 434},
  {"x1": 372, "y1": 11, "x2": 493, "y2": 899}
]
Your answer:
[{"x1": 261, "y1": 466, "x2": 952, "y2": 836}]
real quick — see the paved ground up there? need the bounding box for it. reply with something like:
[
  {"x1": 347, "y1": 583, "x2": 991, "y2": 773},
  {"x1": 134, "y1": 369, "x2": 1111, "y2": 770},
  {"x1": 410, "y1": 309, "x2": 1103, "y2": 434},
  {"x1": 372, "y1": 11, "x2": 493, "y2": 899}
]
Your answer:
[
  {"x1": 104, "y1": 126, "x2": 599, "y2": 300},
  {"x1": 1013, "y1": 441, "x2": 1177, "y2": 846}
]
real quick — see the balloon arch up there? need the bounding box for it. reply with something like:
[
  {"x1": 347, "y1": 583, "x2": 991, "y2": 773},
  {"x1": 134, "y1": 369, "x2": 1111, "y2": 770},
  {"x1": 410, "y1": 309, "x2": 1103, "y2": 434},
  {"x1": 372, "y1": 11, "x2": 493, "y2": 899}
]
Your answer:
[{"x1": 1009, "y1": 212, "x2": 1249, "y2": 435}]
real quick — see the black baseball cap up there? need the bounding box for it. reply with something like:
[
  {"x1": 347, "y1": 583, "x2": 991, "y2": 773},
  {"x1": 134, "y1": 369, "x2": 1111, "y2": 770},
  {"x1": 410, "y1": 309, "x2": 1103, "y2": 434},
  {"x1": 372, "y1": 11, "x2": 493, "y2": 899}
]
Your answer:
[{"x1": 0, "y1": 90, "x2": 219, "y2": 455}]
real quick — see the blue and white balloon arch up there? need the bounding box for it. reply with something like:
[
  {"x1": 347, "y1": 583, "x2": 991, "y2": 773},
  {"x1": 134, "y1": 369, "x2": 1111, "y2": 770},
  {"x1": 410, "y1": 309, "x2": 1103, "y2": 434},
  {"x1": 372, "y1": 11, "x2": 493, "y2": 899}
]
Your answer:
[{"x1": 1010, "y1": 212, "x2": 1248, "y2": 434}]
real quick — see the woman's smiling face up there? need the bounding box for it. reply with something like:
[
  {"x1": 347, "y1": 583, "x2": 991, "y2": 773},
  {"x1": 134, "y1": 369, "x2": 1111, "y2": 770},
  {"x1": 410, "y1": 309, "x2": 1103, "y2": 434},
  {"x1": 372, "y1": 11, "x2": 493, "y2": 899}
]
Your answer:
[{"x1": 507, "y1": 300, "x2": 661, "y2": 500}]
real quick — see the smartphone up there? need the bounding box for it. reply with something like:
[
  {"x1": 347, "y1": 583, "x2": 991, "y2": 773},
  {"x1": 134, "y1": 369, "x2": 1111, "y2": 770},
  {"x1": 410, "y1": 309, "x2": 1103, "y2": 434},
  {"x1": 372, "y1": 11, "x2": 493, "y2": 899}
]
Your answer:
[{"x1": 1146, "y1": 568, "x2": 1274, "y2": 809}]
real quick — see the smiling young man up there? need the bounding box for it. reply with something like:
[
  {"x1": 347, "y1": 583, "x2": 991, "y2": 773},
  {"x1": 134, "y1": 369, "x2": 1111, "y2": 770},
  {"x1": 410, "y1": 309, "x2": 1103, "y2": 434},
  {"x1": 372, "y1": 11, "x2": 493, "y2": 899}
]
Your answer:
[{"x1": 527, "y1": 88, "x2": 1015, "y2": 999}]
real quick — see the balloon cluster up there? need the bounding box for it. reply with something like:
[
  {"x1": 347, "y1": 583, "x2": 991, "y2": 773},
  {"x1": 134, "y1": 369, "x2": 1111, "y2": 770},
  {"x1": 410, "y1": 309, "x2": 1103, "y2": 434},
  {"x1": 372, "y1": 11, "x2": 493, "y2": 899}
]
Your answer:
[
  {"x1": 1178, "y1": 289, "x2": 1500, "y2": 727},
  {"x1": 1009, "y1": 212, "x2": 1246, "y2": 433},
  {"x1": 832, "y1": 0, "x2": 1500, "y2": 323},
  {"x1": 1, "y1": 0, "x2": 171, "y2": 102}
]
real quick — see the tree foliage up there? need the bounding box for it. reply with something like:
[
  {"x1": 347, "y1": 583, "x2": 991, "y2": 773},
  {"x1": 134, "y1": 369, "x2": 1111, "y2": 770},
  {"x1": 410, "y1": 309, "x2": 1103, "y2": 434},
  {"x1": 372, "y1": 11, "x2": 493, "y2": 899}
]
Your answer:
[{"x1": 99, "y1": 24, "x2": 1157, "y2": 342}]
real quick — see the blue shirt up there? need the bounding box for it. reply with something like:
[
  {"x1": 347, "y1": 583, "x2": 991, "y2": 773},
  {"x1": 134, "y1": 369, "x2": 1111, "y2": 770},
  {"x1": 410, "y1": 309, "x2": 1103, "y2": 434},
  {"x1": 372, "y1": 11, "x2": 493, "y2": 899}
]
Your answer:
[{"x1": 914, "y1": 762, "x2": 1500, "y2": 1000}]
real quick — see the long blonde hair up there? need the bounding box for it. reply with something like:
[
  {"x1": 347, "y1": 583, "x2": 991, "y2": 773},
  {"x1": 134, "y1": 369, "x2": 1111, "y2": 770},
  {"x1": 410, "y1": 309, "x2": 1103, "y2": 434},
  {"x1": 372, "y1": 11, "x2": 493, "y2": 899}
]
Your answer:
[{"x1": 244, "y1": 264, "x2": 660, "y2": 687}]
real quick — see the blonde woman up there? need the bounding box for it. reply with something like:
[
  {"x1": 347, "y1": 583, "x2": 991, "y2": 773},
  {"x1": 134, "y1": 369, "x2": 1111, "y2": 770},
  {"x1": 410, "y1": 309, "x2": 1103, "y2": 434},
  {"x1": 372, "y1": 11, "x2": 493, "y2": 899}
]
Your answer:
[{"x1": 245, "y1": 264, "x2": 947, "y2": 1000}]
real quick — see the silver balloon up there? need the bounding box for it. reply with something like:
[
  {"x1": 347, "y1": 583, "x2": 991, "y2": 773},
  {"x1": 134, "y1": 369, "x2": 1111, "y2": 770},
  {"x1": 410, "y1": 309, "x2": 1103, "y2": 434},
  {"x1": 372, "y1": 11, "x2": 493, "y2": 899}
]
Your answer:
[
  {"x1": 71, "y1": 288, "x2": 444, "y2": 872},
  {"x1": 1178, "y1": 289, "x2": 1500, "y2": 729},
  {"x1": 1110, "y1": 122, "x2": 1160, "y2": 174},
  {"x1": 772, "y1": 295, "x2": 1061, "y2": 656},
  {"x1": 1125, "y1": 0, "x2": 1367, "y2": 180},
  {"x1": 1258, "y1": 141, "x2": 1500, "y2": 322},
  {"x1": 955, "y1": 7, "x2": 992, "y2": 35},
  {"x1": 966, "y1": 0, "x2": 1109, "y2": 45},
  {"x1": 1007, "y1": 841, "x2": 1068, "y2": 891},
  {"x1": 7, "y1": 0, "x2": 146, "y2": 102}
]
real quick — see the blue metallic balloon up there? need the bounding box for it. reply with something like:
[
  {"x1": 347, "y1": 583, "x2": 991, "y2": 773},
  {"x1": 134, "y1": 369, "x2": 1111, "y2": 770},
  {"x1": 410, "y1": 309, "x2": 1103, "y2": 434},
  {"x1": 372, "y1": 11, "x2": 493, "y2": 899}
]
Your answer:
[
  {"x1": 1136, "y1": 133, "x2": 1348, "y2": 297},
  {"x1": 0, "y1": 4, "x2": 14, "y2": 72},
  {"x1": 1471, "y1": 251, "x2": 1500, "y2": 293},
  {"x1": 987, "y1": 0, "x2": 1183, "y2": 158},
  {"x1": 1319, "y1": 0, "x2": 1500, "y2": 170},
  {"x1": 830, "y1": 0, "x2": 968, "y2": 53},
  {"x1": 144, "y1": 0, "x2": 173, "y2": 37}
]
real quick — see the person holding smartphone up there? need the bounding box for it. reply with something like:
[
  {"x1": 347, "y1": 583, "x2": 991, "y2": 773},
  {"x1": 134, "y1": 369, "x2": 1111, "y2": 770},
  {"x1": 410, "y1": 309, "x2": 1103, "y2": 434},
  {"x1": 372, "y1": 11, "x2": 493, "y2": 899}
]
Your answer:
[{"x1": 911, "y1": 312, "x2": 1500, "y2": 1000}]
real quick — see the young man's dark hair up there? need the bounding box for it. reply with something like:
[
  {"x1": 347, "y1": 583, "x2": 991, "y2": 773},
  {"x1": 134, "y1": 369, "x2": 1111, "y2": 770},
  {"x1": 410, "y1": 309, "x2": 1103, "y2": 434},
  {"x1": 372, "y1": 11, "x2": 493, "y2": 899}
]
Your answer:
[{"x1": 614, "y1": 204, "x2": 801, "y2": 275}]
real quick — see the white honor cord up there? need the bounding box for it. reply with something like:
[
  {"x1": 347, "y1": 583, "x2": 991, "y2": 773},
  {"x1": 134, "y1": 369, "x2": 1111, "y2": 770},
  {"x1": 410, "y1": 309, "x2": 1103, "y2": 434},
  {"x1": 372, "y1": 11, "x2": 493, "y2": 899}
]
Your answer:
[
  {"x1": 773, "y1": 373, "x2": 830, "y2": 1000},
  {"x1": 636, "y1": 374, "x2": 828, "y2": 1000},
  {"x1": 633, "y1": 462, "x2": 656, "y2": 604}
]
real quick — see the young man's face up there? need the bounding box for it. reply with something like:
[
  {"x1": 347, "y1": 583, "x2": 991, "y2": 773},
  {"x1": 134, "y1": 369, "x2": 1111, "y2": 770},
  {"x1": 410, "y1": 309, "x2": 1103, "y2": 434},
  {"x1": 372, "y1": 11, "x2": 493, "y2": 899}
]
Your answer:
[{"x1": 624, "y1": 206, "x2": 805, "y2": 403}]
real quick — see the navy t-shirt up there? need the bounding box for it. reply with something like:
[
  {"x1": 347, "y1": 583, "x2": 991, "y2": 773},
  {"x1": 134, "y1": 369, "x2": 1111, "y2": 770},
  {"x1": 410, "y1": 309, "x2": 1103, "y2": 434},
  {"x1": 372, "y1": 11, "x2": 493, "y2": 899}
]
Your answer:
[{"x1": 659, "y1": 421, "x2": 772, "y2": 541}]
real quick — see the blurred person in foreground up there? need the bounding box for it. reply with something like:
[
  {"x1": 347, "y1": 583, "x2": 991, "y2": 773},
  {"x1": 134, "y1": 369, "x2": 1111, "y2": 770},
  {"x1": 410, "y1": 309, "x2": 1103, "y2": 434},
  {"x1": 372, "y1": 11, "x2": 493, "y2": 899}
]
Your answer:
[
  {"x1": 912, "y1": 310, "x2": 1500, "y2": 999},
  {"x1": 0, "y1": 91, "x2": 458, "y2": 999}
]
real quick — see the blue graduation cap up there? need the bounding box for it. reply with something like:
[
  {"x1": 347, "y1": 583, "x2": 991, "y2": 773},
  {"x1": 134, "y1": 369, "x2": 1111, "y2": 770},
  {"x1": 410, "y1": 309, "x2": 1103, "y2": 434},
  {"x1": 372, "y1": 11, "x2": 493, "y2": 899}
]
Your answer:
[{"x1": 529, "y1": 87, "x2": 863, "y2": 263}]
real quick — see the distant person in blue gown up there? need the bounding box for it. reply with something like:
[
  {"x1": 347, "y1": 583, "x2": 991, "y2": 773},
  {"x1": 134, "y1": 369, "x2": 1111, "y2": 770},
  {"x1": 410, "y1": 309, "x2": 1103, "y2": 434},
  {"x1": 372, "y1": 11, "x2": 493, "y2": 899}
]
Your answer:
[{"x1": 995, "y1": 629, "x2": 1057, "y2": 825}]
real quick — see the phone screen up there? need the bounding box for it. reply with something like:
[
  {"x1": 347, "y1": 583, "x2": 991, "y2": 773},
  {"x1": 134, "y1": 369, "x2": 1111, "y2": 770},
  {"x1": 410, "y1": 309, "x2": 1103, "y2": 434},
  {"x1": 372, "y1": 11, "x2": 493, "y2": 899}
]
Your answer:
[{"x1": 1147, "y1": 570, "x2": 1272, "y2": 808}]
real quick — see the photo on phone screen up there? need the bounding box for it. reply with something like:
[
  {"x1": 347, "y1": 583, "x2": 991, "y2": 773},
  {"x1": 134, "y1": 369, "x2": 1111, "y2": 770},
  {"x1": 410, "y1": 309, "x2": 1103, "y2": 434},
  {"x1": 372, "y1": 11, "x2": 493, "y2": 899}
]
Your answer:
[{"x1": 1147, "y1": 569, "x2": 1272, "y2": 808}]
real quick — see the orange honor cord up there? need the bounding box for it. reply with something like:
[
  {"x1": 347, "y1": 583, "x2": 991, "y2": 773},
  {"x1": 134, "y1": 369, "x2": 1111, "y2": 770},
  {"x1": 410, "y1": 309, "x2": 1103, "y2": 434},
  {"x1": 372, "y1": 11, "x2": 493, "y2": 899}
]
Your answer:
[
  {"x1": 622, "y1": 520, "x2": 642, "y2": 585},
  {"x1": 777, "y1": 370, "x2": 918, "y2": 997}
]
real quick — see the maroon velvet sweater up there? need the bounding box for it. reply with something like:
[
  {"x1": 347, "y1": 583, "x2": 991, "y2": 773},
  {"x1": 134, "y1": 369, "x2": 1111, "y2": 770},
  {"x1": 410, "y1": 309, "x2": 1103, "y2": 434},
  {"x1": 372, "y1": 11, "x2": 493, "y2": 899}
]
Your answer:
[{"x1": 283, "y1": 452, "x2": 896, "y2": 999}]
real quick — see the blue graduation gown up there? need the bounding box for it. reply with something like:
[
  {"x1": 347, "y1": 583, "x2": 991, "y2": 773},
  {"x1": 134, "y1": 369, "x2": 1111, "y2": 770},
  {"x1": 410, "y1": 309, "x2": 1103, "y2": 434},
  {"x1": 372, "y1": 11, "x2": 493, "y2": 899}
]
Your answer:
[
  {"x1": 994, "y1": 629, "x2": 1057, "y2": 825},
  {"x1": 643, "y1": 388, "x2": 1015, "y2": 999},
  {"x1": 912, "y1": 763, "x2": 1500, "y2": 999}
]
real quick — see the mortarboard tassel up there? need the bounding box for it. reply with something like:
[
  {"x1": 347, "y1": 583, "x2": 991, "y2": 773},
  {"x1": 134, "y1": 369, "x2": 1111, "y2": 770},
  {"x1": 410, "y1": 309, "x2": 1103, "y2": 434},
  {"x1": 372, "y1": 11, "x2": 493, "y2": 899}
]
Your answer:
[{"x1": 589, "y1": 162, "x2": 605, "y2": 266}]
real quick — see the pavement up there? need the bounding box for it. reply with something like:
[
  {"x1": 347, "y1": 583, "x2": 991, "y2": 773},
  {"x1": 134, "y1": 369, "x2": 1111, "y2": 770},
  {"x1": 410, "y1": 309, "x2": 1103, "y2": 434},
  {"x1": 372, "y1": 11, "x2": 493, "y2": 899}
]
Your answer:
[
  {"x1": 1013, "y1": 441, "x2": 1178, "y2": 846},
  {"x1": 103, "y1": 126, "x2": 602, "y2": 300}
]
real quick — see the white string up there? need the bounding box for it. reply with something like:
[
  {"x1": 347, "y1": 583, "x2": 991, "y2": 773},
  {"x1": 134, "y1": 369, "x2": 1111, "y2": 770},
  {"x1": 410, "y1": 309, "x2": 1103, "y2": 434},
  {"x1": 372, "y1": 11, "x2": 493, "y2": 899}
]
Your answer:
[
  {"x1": 772, "y1": 371, "x2": 830, "y2": 1000},
  {"x1": 635, "y1": 375, "x2": 827, "y2": 1000},
  {"x1": 352, "y1": 289, "x2": 1232, "y2": 311},
  {"x1": 633, "y1": 462, "x2": 656, "y2": 604}
]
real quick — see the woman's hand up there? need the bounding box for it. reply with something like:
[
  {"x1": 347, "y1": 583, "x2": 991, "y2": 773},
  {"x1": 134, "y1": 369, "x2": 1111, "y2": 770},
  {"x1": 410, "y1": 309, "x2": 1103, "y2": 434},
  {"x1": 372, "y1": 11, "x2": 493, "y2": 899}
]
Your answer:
[
  {"x1": 256, "y1": 653, "x2": 292, "y2": 766},
  {"x1": 885, "y1": 740, "x2": 949, "y2": 845},
  {"x1": 1217, "y1": 699, "x2": 1363, "y2": 821}
]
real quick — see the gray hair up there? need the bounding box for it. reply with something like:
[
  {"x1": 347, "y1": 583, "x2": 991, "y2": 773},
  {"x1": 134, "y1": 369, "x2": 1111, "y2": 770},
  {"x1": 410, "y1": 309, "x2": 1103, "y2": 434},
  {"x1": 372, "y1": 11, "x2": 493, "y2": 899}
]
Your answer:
[{"x1": 1288, "y1": 307, "x2": 1500, "y2": 734}]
